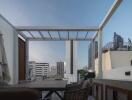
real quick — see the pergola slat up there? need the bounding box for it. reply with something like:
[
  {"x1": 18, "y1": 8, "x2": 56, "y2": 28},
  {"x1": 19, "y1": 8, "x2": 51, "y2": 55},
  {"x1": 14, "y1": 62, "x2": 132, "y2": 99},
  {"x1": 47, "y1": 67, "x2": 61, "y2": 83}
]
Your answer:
[
  {"x1": 68, "y1": 31, "x2": 69, "y2": 40},
  {"x1": 38, "y1": 31, "x2": 45, "y2": 39},
  {"x1": 19, "y1": 32, "x2": 27, "y2": 40},
  {"x1": 48, "y1": 31, "x2": 52, "y2": 39},
  {"x1": 28, "y1": 31, "x2": 35, "y2": 39},
  {"x1": 58, "y1": 31, "x2": 61, "y2": 40},
  {"x1": 85, "y1": 32, "x2": 89, "y2": 40},
  {"x1": 76, "y1": 32, "x2": 78, "y2": 40}
]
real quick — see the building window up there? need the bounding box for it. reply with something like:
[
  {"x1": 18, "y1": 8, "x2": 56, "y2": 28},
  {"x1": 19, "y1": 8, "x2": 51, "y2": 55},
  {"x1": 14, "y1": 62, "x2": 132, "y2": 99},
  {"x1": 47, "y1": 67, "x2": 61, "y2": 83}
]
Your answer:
[{"x1": 131, "y1": 60, "x2": 132, "y2": 66}]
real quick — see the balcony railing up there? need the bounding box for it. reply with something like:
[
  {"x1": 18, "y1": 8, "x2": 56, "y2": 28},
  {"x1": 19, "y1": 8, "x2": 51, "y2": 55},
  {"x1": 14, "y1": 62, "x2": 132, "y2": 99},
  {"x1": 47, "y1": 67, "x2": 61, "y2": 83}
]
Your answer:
[{"x1": 92, "y1": 79, "x2": 132, "y2": 100}]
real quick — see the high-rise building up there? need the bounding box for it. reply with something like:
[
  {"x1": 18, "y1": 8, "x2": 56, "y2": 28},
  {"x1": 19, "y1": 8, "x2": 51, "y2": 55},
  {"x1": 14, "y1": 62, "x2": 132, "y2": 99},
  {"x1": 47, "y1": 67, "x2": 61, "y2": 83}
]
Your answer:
[
  {"x1": 95, "y1": 41, "x2": 98, "y2": 58},
  {"x1": 35, "y1": 63, "x2": 49, "y2": 78},
  {"x1": 113, "y1": 32, "x2": 124, "y2": 50},
  {"x1": 88, "y1": 42, "x2": 92, "y2": 68},
  {"x1": 57, "y1": 62, "x2": 64, "y2": 78},
  {"x1": 65, "y1": 40, "x2": 78, "y2": 83}
]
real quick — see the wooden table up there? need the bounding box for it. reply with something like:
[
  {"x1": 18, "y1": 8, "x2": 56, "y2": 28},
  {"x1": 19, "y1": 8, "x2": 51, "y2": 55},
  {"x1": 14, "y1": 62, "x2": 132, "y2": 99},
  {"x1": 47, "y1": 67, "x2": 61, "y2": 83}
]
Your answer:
[{"x1": 1, "y1": 80, "x2": 67, "y2": 100}]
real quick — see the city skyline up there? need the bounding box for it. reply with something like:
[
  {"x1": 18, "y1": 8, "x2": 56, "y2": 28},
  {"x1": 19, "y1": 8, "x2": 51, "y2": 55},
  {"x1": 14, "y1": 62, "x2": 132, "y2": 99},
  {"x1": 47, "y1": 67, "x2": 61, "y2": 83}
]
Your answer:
[
  {"x1": 0, "y1": 0, "x2": 132, "y2": 69},
  {"x1": 29, "y1": 41, "x2": 88, "y2": 69}
]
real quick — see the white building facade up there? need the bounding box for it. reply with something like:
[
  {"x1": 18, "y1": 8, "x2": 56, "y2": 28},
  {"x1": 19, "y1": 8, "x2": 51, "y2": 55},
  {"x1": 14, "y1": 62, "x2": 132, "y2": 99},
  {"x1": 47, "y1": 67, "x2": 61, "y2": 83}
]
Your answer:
[
  {"x1": 29, "y1": 62, "x2": 49, "y2": 80},
  {"x1": 95, "y1": 51, "x2": 132, "y2": 80},
  {"x1": 35, "y1": 63, "x2": 49, "y2": 77},
  {"x1": 65, "y1": 40, "x2": 78, "y2": 83}
]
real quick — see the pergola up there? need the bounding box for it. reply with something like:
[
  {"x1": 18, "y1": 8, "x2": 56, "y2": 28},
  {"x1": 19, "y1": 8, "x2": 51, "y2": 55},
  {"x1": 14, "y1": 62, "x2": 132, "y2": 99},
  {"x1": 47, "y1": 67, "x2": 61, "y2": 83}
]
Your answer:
[{"x1": 15, "y1": 0, "x2": 122, "y2": 78}]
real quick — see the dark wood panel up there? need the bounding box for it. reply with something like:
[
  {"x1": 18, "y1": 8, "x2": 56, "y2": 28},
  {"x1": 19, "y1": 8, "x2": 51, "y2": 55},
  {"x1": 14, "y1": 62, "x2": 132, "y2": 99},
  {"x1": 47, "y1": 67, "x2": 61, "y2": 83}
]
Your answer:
[
  {"x1": 70, "y1": 40, "x2": 73, "y2": 74},
  {"x1": 18, "y1": 38, "x2": 26, "y2": 80},
  {"x1": 93, "y1": 79, "x2": 132, "y2": 100},
  {"x1": 93, "y1": 83, "x2": 103, "y2": 100},
  {"x1": 106, "y1": 85, "x2": 128, "y2": 100}
]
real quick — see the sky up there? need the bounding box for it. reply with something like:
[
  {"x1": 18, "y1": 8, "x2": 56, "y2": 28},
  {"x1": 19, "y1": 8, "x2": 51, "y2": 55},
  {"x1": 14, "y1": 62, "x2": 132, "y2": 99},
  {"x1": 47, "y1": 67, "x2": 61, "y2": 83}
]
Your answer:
[{"x1": 0, "y1": 0, "x2": 132, "y2": 68}]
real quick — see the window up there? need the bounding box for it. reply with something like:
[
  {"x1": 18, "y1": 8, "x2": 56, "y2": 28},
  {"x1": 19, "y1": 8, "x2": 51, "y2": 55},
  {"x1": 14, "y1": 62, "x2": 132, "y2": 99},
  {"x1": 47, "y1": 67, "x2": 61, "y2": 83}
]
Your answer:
[{"x1": 131, "y1": 60, "x2": 132, "y2": 66}]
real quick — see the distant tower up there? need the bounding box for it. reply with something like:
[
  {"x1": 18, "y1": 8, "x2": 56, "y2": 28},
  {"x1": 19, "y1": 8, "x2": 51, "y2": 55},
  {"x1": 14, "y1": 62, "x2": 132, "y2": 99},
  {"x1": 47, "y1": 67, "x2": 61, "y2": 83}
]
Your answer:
[
  {"x1": 113, "y1": 32, "x2": 123, "y2": 50},
  {"x1": 57, "y1": 62, "x2": 64, "y2": 78},
  {"x1": 65, "y1": 40, "x2": 78, "y2": 83},
  {"x1": 88, "y1": 42, "x2": 92, "y2": 68}
]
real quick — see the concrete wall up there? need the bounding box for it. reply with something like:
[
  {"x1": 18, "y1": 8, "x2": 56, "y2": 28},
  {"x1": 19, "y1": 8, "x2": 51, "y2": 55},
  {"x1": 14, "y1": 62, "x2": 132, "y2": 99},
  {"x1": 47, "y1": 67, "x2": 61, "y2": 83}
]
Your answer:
[
  {"x1": 102, "y1": 51, "x2": 111, "y2": 72},
  {"x1": 95, "y1": 51, "x2": 132, "y2": 80},
  {"x1": 0, "y1": 15, "x2": 18, "y2": 84},
  {"x1": 103, "y1": 66, "x2": 132, "y2": 80},
  {"x1": 65, "y1": 41, "x2": 78, "y2": 83},
  {"x1": 110, "y1": 51, "x2": 132, "y2": 68},
  {"x1": 95, "y1": 58, "x2": 99, "y2": 77}
]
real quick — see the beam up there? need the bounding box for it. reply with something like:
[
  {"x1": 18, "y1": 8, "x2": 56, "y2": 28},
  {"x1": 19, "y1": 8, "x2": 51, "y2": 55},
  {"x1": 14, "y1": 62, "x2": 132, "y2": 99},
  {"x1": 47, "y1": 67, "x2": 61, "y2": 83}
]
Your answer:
[
  {"x1": 48, "y1": 31, "x2": 52, "y2": 39},
  {"x1": 38, "y1": 31, "x2": 45, "y2": 39},
  {"x1": 76, "y1": 32, "x2": 78, "y2": 40},
  {"x1": 68, "y1": 31, "x2": 69, "y2": 40},
  {"x1": 0, "y1": 14, "x2": 16, "y2": 30},
  {"x1": 16, "y1": 26, "x2": 99, "y2": 31},
  {"x1": 93, "y1": 0, "x2": 122, "y2": 40},
  {"x1": 28, "y1": 31, "x2": 35, "y2": 38},
  {"x1": 58, "y1": 31, "x2": 61, "y2": 40},
  {"x1": 85, "y1": 32, "x2": 89, "y2": 40},
  {"x1": 99, "y1": 0, "x2": 122, "y2": 29},
  {"x1": 93, "y1": 31, "x2": 98, "y2": 41},
  {"x1": 19, "y1": 32, "x2": 27, "y2": 40},
  {"x1": 28, "y1": 37, "x2": 93, "y2": 41}
]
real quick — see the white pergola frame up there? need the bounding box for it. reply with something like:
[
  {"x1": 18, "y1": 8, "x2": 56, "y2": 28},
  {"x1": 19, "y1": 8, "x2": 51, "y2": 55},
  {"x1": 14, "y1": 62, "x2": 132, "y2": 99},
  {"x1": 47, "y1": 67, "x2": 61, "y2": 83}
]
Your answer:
[
  {"x1": 17, "y1": 26, "x2": 98, "y2": 41},
  {"x1": 0, "y1": 0, "x2": 122, "y2": 79},
  {"x1": 16, "y1": 0, "x2": 122, "y2": 79}
]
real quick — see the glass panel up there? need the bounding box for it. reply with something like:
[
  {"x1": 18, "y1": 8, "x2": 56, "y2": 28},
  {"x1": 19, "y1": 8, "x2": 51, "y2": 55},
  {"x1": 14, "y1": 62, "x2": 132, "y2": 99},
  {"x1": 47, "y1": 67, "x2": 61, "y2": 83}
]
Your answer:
[
  {"x1": 31, "y1": 31, "x2": 41, "y2": 38},
  {"x1": 78, "y1": 32, "x2": 87, "y2": 39},
  {"x1": 59, "y1": 31, "x2": 68, "y2": 39},
  {"x1": 41, "y1": 31, "x2": 50, "y2": 38},
  {"x1": 69, "y1": 32, "x2": 77, "y2": 39},
  {"x1": 50, "y1": 31, "x2": 59, "y2": 39},
  {"x1": 22, "y1": 31, "x2": 32, "y2": 38},
  {"x1": 86, "y1": 32, "x2": 96, "y2": 39}
]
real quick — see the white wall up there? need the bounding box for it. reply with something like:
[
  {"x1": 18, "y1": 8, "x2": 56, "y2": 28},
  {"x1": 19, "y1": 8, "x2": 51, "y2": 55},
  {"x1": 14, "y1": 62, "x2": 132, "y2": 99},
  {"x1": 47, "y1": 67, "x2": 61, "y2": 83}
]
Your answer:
[
  {"x1": 102, "y1": 51, "x2": 132, "y2": 80},
  {"x1": 103, "y1": 66, "x2": 132, "y2": 80},
  {"x1": 65, "y1": 41, "x2": 78, "y2": 83},
  {"x1": 0, "y1": 15, "x2": 18, "y2": 84},
  {"x1": 95, "y1": 58, "x2": 99, "y2": 77},
  {"x1": 110, "y1": 51, "x2": 132, "y2": 68},
  {"x1": 95, "y1": 51, "x2": 132, "y2": 80},
  {"x1": 102, "y1": 51, "x2": 111, "y2": 71}
]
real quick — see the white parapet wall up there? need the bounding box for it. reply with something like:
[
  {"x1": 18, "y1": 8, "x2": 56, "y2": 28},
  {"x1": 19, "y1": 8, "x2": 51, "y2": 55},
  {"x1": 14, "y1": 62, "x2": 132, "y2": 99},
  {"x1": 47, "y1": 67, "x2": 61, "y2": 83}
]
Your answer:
[
  {"x1": 95, "y1": 51, "x2": 132, "y2": 80},
  {"x1": 0, "y1": 15, "x2": 18, "y2": 84},
  {"x1": 110, "y1": 51, "x2": 132, "y2": 68},
  {"x1": 103, "y1": 66, "x2": 132, "y2": 80},
  {"x1": 65, "y1": 41, "x2": 78, "y2": 83}
]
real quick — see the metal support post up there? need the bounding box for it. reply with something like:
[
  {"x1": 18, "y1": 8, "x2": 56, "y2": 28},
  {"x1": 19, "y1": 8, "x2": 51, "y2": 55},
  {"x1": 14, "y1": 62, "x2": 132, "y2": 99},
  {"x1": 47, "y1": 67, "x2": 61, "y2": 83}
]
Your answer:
[{"x1": 98, "y1": 30, "x2": 103, "y2": 78}]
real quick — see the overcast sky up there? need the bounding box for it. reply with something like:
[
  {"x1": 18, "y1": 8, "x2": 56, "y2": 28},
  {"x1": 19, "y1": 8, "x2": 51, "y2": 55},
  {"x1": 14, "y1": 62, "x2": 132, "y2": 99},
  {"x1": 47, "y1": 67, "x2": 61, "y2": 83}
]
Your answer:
[{"x1": 0, "y1": 0, "x2": 132, "y2": 68}]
